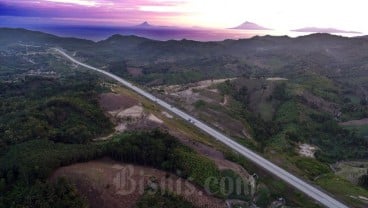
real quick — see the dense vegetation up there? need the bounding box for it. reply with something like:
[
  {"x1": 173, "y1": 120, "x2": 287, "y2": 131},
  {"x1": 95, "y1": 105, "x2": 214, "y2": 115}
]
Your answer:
[
  {"x1": 359, "y1": 171, "x2": 368, "y2": 190},
  {"x1": 0, "y1": 73, "x2": 252, "y2": 206},
  {"x1": 218, "y1": 77, "x2": 368, "y2": 162},
  {"x1": 2, "y1": 28, "x2": 368, "y2": 206},
  {"x1": 106, "y1": 131, "x2": 249, "y2": 198},
  {"x1": 0, "y1": 74, "x2": 112, "y2": 149},
  {"x1": 0, "y1": 138, "x2": 101, "y2": 206},
  {"x1": 0, "y1": 40, "x2": 249, "y2": 206},
  {"x1": 0, "y1": 130, "x2": 248, "y2": 207},
  {"x1": 2, "y1": 178, "x2": 88, "y2": 208},
  {"x1": 0, "y1": 71, "x2": 113, "y2": 207}
]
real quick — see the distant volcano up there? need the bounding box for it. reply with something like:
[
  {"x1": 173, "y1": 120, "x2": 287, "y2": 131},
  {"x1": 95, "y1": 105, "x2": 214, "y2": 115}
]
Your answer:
[
  {"x1": 292, "y1": 27, "x2": 361, "y2": 34},
  {"x1": 231, "y1": 21, "x2": 271, "y2": 30},
  {"x1": 135, "y1": 21, "x2": 153, "y2": 27}
]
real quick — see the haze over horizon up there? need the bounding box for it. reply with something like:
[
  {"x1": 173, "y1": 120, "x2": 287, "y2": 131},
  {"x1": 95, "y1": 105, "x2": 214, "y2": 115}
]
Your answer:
[{"x1": 0, "y1": 0, "x2": 367, "y2": 35}]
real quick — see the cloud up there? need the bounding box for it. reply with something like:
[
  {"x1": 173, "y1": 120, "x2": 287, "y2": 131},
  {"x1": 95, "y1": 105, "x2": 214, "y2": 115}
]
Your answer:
[
  {"x1": 0, "y1": 0, "x2": 189, "y2": 17},
  {"x1": 45, "y1": 0, "x2": 98, "y2": 7},
  {"x1": 0, "y1": 0, "x2": 189, "y2": 26}
]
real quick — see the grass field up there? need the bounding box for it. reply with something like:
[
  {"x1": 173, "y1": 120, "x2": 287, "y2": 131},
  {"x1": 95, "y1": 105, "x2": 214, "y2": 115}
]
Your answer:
[
  {"x1": 335, "y1": 161, "x2": 368, "y2": 184},
  {"x1": 316, "y1": 174, "x2": 368, "y2": 207}
]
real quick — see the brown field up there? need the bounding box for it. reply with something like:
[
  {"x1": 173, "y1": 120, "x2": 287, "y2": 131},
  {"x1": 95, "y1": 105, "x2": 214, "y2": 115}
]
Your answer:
[
  {"x1": 98, "y1": 92, "x2": 138, "y2": 112},
  {"x1": 50, "y1": 158, "x2": 226, "y2": 208},
  {"x1": 127, "y1": 67, "x2": 143, "y2": 77},
  {"x1": 340, "y1": 118, "x2": 368, "y2": 126}
]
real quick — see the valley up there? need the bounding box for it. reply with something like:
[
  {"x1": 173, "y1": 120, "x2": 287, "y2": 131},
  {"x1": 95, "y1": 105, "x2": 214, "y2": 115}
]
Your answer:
[{"x1": 2, "y1": 28, "x2": 368, "y2": 207}]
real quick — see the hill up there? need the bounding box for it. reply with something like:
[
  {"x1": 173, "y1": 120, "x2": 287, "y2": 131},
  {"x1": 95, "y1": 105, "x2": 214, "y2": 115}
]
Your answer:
[
  {"x1": 2, "y1": 28, "x2": 368, "y2": 85},
  {"x1": 0, "y1": 28, "x2": 94, "y2": 49}
]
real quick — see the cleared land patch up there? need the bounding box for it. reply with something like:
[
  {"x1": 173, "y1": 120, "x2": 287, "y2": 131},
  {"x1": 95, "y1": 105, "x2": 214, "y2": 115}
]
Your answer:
[
  {"x1": 340, "y1": 118, "x2": 368, "y2": 126},
  {"x1": 50, "y1": 158, "x2": 227, "y2": 208},
  {"x1": 99, "y1": 92, "x2": 138, "y2": 111}
]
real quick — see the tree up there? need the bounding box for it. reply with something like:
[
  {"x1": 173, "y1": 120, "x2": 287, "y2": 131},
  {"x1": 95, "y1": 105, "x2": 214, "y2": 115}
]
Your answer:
[
  {"x1": 273, "y1": 82, "x2": 288, "y2": 101},
  {"x1": 359, "y1": 170, "x2": 368, "y2": 189},
  {"x1": 361, "y1": 98, "x2": 368, "y2": 106},
  {"x1": 0, "y1": 178, "x2": 5, "y2": 193},
  {"x1": 234, "y1": 86, "x2": 249, "y2": 106}
]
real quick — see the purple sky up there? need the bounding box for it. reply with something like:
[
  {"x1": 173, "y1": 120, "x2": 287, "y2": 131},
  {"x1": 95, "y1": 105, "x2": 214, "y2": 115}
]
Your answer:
[
  {"x1": 0, "y1": 0, "x2": 187, "y2": 26},
  {"x1": 0, "y1": 0, "x2": 367, "y2": 33}
]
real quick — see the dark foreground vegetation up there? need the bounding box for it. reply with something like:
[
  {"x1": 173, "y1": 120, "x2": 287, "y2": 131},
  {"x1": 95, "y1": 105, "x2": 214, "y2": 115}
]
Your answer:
[
  {"x1": 0, "y1": 130, "x2": 249, "y2": 207},
  {"x1": 0, "y1": 71, "x2": 113, "y2": 207},
  {"x1": 0, "y1": 73, "x2": 113, "y2": 150},
  {"x1": 0, "y1": 71, "x2": 233, "y2": 207},
  {"x1": 0, "y1": 49, "x2": 249, "y2": 207}
]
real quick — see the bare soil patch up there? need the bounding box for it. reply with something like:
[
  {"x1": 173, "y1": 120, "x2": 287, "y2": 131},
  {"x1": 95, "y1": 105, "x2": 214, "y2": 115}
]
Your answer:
[
  {"x1": 50, "y1": 158, "x2": 226, "y2": 208},
  {"x1": 147, "y1": 114, "x2": 163, "y2": 124},
  {"x1": 340, "y1": 118, "x2": 368, "y2": 126},
  {"x1": 115, "y1": 105, "x2": 144, "y2": 120},
  {"x1": 127, "y1": 119, "x2": 164, "y2": 131},
  {"x1": 99, "y1": 90, "x2": 167, "y2": 135},
  {"x1": 127, "y1": 67, "x2": 143, "y2": 77},
  {"x1": 298, "y1": 143, "x2": 317, "y2": 158},
  {"x1": 162, "y1": 111, "x2": 173, "y2": 118},
  {"x1": 99, "y1": 93, "x2": 138, "y2": 111},
  {"x1": 220, "y1": 95, "x2": 229, "y2": 106}
]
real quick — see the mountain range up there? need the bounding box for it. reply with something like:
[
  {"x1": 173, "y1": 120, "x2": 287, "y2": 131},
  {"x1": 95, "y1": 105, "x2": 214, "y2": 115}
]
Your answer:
[{"x1": 2, "y1": 28, "x2": 367, "y2": 81}]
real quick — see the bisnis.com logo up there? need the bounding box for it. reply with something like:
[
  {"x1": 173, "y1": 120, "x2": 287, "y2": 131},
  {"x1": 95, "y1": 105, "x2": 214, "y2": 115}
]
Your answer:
[{"x1": 111, "y1": 165, "x2": 255, "y2": 197}]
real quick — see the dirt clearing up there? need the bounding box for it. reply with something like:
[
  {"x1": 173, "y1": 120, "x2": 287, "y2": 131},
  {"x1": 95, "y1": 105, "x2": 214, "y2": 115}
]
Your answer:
[
  {"x1": 127, "y1": 67, "x2": 143, "y2": 77},
  {"x1": 340, "y1": 118, "x2": 368, "y2": 126},
  {"x1": 50, "y1": 158, "x2": 226, "y2": 208},
  {"x1": 298, "y1": 144, "x2": 317, "y2": 158},
  {"x1": 99, "y1": 93, "x2": 138, "y2": 111}
]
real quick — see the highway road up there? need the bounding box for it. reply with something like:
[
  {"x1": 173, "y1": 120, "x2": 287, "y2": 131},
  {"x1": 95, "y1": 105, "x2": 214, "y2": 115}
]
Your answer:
[{"x1": 54, "y1": 48, "x2": 350, "y2": 208}]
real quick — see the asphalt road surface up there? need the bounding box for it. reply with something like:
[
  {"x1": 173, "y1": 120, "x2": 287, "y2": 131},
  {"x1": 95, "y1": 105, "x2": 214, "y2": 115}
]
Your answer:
[{"x1": 54, "y1": 48, "x2": 350, "y2": 208}]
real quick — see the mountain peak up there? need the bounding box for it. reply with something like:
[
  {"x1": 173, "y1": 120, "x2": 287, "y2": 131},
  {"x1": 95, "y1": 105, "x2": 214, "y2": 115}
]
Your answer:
[
  {"x1": 231, "y1": 21, "x2": 271, "y2": 30},
  {"x1": 136, "y1": 21, "x2": 152, "y2": 27}
]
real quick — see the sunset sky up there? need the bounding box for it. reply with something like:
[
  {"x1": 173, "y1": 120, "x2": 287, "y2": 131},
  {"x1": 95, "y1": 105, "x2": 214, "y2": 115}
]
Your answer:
[{"x1": 0, "y1": 0, "x2": 367, "y2": 33}]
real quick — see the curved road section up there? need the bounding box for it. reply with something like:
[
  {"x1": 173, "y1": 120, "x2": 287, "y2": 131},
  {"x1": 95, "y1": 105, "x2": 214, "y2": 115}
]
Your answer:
[{"x1": 54, "y1": 48, "x2": 349, "y2": 208}]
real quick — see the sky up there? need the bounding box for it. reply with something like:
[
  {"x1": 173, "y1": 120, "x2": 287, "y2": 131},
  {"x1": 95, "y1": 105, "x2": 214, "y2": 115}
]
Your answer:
[{"x1": 0, "y1": 0, "x2": 367, "y2": 33}]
